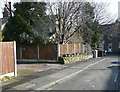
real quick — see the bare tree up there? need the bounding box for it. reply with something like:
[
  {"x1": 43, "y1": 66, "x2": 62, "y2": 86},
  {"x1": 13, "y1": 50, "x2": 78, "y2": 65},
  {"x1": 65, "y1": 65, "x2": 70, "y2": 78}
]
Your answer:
[
  {"x1": 46, "y1": 0, "x2": 113, "y2": 45},
  {"x1": 91, "y1": 2, "x2": 114, "y2": 25},
  {"x1": 47, "y1": 1, "x2": 94, "y2": 44}
]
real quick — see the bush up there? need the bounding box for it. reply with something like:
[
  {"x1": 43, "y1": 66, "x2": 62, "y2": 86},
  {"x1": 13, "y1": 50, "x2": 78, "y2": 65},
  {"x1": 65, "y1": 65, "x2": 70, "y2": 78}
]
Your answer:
[{"x1": 58, "y1": 57, "x2": 64, "y2": 64}]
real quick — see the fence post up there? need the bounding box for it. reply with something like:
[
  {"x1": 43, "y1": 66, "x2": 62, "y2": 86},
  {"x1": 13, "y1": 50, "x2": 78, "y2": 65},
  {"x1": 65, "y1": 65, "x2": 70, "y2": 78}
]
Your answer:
[
  {"x1": 0, "y1": 42, "x2": 1, "y2": 92},
  {"x1": 79, "y1": 43, "x2": 81, "y2": 54},
  {"x1": 57, "y1": 44, "x2": 60, "y2": 57},
  {"x1": 66, "y1": 44, "x2": 68, "y2": 54},
  {"x1": 74, "y1": 44, "x2": 75, "y2": 54},
  {"x1": 20, "y1": 44, "x2": 22, "y2": 59},
  {"x1": 0, "y1": 42, "x2": 2, "y2": 75},
  {"x1": 57, "y1": 44, "x2": 60, "y2": 62},
  {"x1": 14, "y1": 41, "x2": 17, "y2": 76},
  {"x1": 37, "y1": 44, "x2": 39, "y2": 60}
]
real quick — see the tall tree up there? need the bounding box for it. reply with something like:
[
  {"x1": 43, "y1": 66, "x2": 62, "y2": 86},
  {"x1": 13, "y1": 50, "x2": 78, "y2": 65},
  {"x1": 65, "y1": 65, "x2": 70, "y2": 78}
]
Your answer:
[
  {"x1": 47, "y1": 1, "x2": 94, "y2": 44},
  {"x1": 47, "y1": 1, "x2": 111, "y2": 48},
  {"x1": 3, "y1": 2, "x2": 47, "y2": 44},
  {"x1": 47, "y1": 1, "x2": 101, "y2": 45},
  {"x1": 82, "y1": 2, "x2": 101, "y2": 48}
]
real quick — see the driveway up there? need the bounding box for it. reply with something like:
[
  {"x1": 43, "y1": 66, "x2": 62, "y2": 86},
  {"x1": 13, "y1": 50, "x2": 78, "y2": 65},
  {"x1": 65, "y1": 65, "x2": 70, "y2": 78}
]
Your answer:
[{"x1": 17, "y1": 63, "x2": 63, "y2": 76}]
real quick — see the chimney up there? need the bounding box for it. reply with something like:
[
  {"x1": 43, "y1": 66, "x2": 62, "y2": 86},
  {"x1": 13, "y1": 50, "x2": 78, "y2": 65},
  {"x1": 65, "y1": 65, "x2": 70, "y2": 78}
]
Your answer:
[{"x1": 2, "y1": 7, "x2": 10, "y2": 18}]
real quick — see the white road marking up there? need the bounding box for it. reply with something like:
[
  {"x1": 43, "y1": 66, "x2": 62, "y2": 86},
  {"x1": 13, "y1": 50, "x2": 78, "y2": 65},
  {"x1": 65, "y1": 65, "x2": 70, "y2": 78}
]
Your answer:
[{"x1": 114, "y1": 74, "x2": 118, "y2": 82}]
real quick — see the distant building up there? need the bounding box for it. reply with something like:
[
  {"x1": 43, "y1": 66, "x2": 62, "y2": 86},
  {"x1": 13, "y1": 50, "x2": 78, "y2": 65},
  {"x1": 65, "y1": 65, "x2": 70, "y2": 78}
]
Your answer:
[
  {"x1": 99, "y1": 20, "x2": 120, "y2": 54},
  {"x1": 0, "y1": 5, "x2": 9, "y2": 31},
  {"x1": 46, "y1": 15, "x2": 84, "y2": 44}
]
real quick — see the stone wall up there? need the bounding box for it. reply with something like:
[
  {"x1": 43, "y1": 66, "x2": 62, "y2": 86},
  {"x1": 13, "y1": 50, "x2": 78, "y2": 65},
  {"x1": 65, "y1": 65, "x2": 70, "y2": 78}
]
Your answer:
[{"x1": 60, "y1": 54, "x2": 93, "y2": 64}]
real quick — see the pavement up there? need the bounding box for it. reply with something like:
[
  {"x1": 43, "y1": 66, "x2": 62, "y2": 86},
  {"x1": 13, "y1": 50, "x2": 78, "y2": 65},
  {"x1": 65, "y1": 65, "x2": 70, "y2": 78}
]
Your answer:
[{"x1": 1, "y1": 57, "x2": 105, "y2": 91}]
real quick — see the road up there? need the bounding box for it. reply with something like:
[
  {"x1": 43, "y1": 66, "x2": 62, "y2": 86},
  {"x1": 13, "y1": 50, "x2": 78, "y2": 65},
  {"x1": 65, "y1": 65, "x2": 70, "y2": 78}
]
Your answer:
[
  {"x1": 48, "y1": 54, "x2": 120, "y2": 90},
  {"x1": 2, "y1": 54, "x2": 120, "y2": 91}
]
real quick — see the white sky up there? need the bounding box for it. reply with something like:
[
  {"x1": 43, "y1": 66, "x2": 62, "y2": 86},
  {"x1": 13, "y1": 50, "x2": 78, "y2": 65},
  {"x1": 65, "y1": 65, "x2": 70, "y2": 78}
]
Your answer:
[
  {"x1": 93, "y1": 0, "x2": 119, "y2": 21},
  {"x1": 0, "y1": 0, "x2": 119, "y2": 22}
]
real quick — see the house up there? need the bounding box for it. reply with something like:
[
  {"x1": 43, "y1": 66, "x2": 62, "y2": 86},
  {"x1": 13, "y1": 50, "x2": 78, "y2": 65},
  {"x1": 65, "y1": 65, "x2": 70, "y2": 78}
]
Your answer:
[
  {"x1": 46, "y1": 15, "x2": 84, "y2": 44},
  {"x1": 0, "y1": 6, "x2": 9, "y2": 31},
  {"x1": 99, "y1": 20, "x2": 120, "y2": 54},
  {"x1": 0, "y1": 17, "x2": 8, "y2": 31}
]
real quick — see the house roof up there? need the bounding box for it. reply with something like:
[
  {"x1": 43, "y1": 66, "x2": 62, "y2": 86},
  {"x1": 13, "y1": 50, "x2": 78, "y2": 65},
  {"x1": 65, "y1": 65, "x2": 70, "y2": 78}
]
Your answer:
[{"x1": 0, "y1": 17, "x2": 8, "y2": 26}]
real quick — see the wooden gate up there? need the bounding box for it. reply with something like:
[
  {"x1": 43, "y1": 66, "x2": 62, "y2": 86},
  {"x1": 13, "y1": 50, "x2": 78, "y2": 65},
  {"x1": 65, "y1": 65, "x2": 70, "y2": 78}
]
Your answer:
[{"x1": 0, "y1": 41, "x2": 17, "y2": 77}]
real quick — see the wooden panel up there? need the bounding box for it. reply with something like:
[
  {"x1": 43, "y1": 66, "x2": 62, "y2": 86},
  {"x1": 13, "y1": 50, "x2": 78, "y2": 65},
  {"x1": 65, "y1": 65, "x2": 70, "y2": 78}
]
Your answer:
[
  {"x1": 0, "y1": 42, "x2": 15, "y2": 75},
  {"x1": 68, "y1": 44, "x2": 74, "y2": 54},
  {"x1": 39, "y1": 44, "x2": 57, "y2": 60},
  {"x1": 17, "y1": 44, "x2": 57, "y2": 60},
  {"x1": 60, "y1": 44, "x2": 63, "y2": 55},
  {"x1": 59, "y1": 43, "x2": 86, "y2": 56},
  {"x1": 21, "y1": 45, "x2": 38, "y2": 59},
  {"x1": 16, "y1": 43, "x2": 87, "y2": 60},
  {"x1": 74, "y1": 44, "x2": 79, "y2": 54},
  {"x1": 60, "y1": 44, "x2": 67, "y2": 55}
]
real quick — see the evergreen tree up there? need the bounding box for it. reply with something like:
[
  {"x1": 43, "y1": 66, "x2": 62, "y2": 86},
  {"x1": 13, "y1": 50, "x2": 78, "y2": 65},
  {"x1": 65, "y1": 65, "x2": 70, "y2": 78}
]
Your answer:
[
  {"x1": 82, "y1": 2, "x2": 100, "y2": 48},
  {"x1": 3, "y1": 2, "x2": 47, "y2": 44}
]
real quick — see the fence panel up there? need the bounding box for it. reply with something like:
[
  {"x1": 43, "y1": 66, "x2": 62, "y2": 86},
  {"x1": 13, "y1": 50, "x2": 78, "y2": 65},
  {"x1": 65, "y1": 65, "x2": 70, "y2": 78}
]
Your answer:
[
  {"x1": 21, "y1": 45, "x2": 38, "y2": 59},
  {"x1": 68, "y1": 44, "x2": 74, "y2": 54},
  {"x1": 39, "y1": 44, "x2": 57, "y2": 60},
  {"x1": 16, "y1": 43, "x2": 91, "y2": 61},
  {"x1": 60, "y1": 44, "x2": 67, "y2": 55},
  {"x1": 0, "y1": 42, "x2": 16, "y2": 75},
  {"x1": 17, "y1": 44, "x2": 57, "y2": 60},
  {"x1": 60, "y1": 44, "x2": 82, "y2": 56},
  {"x1": 59, "y1": 43, "x2": 91, "y2": 56},
  {"x1": 74, "y1": 44, "x2": 79, "y2": 54},
  {"x1": 60, "y1": 44, "x2": 63, "y2": 55}
]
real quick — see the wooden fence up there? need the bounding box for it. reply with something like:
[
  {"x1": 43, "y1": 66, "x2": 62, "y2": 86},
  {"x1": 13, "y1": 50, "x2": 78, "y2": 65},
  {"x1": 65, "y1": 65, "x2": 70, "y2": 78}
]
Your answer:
[
  {"x1": 58, "y1": 44, "x2": 85, "y2": 56},
  {"x1": 0, "y1": 41, "x2": 17, "y2": 77},
  {"x1": 17, "y1": 43, "x2": 92, "y2": 62},
  {"x1": 17, "y1": 44, "x2": 57, "y2": 62}
]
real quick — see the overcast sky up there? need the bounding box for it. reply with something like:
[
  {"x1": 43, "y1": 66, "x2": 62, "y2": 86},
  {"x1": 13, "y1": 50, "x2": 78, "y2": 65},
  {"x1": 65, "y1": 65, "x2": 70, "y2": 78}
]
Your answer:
[
  {"x1": 0, "y1": 0, "x2": 119, "y2": 22},
  {"x1": 93, "y1": 0, "x2": 119, "y2": 21}
]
